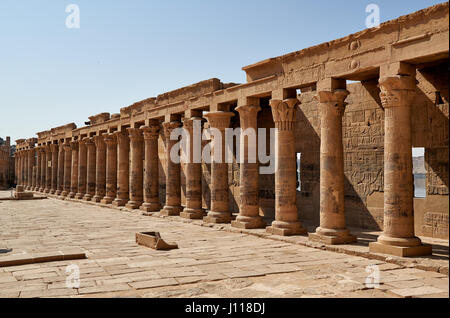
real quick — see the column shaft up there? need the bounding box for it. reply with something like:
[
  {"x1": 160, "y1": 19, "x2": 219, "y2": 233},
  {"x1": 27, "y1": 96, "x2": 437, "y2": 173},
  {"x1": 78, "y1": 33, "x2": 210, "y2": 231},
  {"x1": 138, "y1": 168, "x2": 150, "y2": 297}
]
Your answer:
[
  {"x1": 125, "y1": 128, "x2": 144, "y2": 209},
  {"x1": 140, "y1": 125, "x2": 161, "y2": 213},
  {"x1": 56, "y1": 143, "x2": 65, "y2": 195},
  {"x1": 309, "y1": 89, "x2": 356, "y2": 244},
  {"x1": 50, "y1": 144, "x2": 59, "y2": 194},
  {"x1": 27, "y1": 149, "x2": 34, "y2": 190},
  {"x1": 44, "y1": 147, "x2": 52, "y2": 193},
  {"x1": 180, "y1": 118, "x2": 204, "y2": 219},
  {"x1": 203, "y1": 112, "x2": 234, "y2": 223},
  {"x1": 75, "y1": 139, "x2": 87, "y2": 199},
  {"x1": 69, "y1": 141, "x2": 79, "y2": 198},
  {"x1": 101, "y1": 134, "x2": 117, "y2": 204},
  {"x1": 83, "y1": 138, "x2": 96, "y2": 201},
  {"x1": 92, "y1": 135, "x2": 106, "y2": 202},
  {"x1": 35, "y1": 149, "x2": 41, "y2": 191},
  {"x1": 112, "y1": 131, "x2": 130, "y2": 207},
  {"x1": 369, "y1": 71, "x2": 431, "y2": 257},
  {"x1": 39, "y1": 147, "x2": 47, "y2": 192},
  {"x1": 232, "y1": 105, "x2": 266, "y2": 229},
  {"x1": 266, "y1": 99, "x2": 306, "y2": 236},
  {"x1": 160, "y1": 122, "x2": 182, "y2": 216},
  {"x1": 61, "y1": 143, "x2": 72, "y2": 197}
]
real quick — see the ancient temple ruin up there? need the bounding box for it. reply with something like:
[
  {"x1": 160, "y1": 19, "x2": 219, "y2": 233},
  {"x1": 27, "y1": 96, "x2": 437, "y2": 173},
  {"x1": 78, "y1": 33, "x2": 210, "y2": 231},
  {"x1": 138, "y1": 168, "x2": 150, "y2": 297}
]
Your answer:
[{"x1": 14, "y1": 3, "x2": 449, "y2": 257}]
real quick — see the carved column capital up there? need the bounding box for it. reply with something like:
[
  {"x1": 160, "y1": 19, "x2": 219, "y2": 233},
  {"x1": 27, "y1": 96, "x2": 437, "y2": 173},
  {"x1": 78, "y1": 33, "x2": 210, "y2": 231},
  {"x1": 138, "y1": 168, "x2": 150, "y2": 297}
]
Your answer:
[
  {"x1": 50, "y1": 144, "x2": 59, "y2": 153},
  {"x1": 236, "y1": 105, "x2": 261, "y2": 119},
  {"x1": 93, "y1": 134, "x2": 105, "y2": 147},
  {"x1": 379, "y1": 76, "x2": 416, "y2": 109},
  {"x1": 270, "y1": 98, "x2": 299, "y2": 131},
  {"x1": 70, "y1": 140, "x2": 79, "y2": 151},
  {"x1": 140, "y1": 125, "x2": 160, "y2": 140},
  {"x1": 113, "y1": 130, "x2": 129, "y2": 145},
  {"x1": 62, "y1": 142, "x2": 71, "y2": 151},
  {"x1": 162, "y1": 121, "x2": 181, "y2": 137},
  {"x1": 203, "y1": 112, "x2": 234, "y2": 130},
  {"x1": 127, "y1": 127, "x2": 144, "y2": 141},
  {"x1": 316, "y1": 89, "x2": 349, "y2": 117},
  {"x1": 84, "y1": 137, "x2": 95, "y2": 147},
  {"x1": 104, "y1": 133, "x2": 117, "y2": 146}
]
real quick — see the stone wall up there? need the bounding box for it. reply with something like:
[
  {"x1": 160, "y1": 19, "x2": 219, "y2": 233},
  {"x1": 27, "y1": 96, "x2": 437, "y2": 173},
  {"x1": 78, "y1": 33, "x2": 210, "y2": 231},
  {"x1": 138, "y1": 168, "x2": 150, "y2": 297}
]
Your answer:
[{"x1": 0, "y1": 137, "x2": 12, "y2": 189}]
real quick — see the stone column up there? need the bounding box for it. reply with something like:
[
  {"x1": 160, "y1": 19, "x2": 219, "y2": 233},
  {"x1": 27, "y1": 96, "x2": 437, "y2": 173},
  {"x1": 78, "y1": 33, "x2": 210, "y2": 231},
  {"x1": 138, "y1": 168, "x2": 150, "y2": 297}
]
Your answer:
[
  {"x1": 61, "y1": 142, "x2": 72, "y2": 197},
  {"x1": 68, "y1": 141, "x2": 79, "y2": 198},
  {"x1": 39, "y1": 147, "x2": 47, "y2": 192},
  {"x1": 50, "y1": 144, "x2": 59, "y2": 194},
  {"x1": 125, "y1": 128, "x2": 144, "y2": 209},
  {"x1": 44, "y1": 146, "x2": 52, "y2": 193},
  {"x1": 27, "y1": 149, "x2": 34, "y2": 190},
  {"x1": 180, "y1": 118, "x2": 204, "y2": 219},
  {"x1": 75, "y1": 138, "x2": 88, "y2": 199},
  {"x1": 203, "y1": 111, "x2": 234, "y2": 223},
  {"x1": 56, "y1": 143, "x2": 65, "y2": 195},
  {"x1": 101, "y1": 134, "x2": 117, "y2": 204},
  {"x1": 112, "y1": 131, "x2": 130, "y2": 207},
  {"x1": 266, "y1": 99, "x2": 307, "y2": 236},
  {"x1": 309, "y1": 88, "x2": 356, "y2": 244},
  {"x1": 92, "y1": 135, "x2": 106, "y2": 202},
  {"x1": 18, "y1": 152, "x2": 22, "y2": 187},
  {"x1": 83, "y1": 138, "x2": 96, "y2": 201},
  {"x1": 21, "y1": 151, "x2": 26, "y2": 187},
  {"x1": 35, "y1": 148, "x2": 41, "y2": 191},
  {"x1": 369, "y1": 67, "x2": 432, "y2": 257},
  {"x1": 140, "y1": 125, "x2": 161, "y2": 213},
  {"x1": 232, "y1": 105, "x2": 266, "y2": 229},
  {"x1": 160, "y1": 121, "x2": 182, "y2": 216},
  {"x1": 31, "y1": 150, "x2": 37, "y2": 190}
]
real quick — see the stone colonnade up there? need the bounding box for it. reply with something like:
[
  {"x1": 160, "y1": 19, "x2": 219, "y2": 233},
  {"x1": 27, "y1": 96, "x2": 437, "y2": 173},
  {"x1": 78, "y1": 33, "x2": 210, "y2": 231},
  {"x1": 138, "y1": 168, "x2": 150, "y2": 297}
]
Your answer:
[{"x1": 14, "y1": 62, "x2": 432, "y2": 257}]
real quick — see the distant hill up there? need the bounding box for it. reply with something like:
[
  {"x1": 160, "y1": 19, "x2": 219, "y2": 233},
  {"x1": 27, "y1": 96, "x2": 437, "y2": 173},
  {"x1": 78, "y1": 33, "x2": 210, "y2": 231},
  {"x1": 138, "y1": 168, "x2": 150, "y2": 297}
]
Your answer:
[{"x1": 413, "y1": 156, "x2": 426, "y2": 174}]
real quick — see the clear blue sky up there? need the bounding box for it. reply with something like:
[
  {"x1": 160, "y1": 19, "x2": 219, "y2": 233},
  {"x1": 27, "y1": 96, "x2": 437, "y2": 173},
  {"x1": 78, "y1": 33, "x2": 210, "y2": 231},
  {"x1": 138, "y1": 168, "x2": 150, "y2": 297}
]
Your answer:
[{"x1": 0, "y1": 0, "x2": 444, "y2": 144}]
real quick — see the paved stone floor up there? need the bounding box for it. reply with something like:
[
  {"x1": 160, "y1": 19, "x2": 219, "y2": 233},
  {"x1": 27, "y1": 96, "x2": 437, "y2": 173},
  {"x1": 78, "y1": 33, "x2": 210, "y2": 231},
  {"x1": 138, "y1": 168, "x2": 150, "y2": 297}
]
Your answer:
[{"x1": 0, "y1": 191, "x2": 448, "y2": 298}]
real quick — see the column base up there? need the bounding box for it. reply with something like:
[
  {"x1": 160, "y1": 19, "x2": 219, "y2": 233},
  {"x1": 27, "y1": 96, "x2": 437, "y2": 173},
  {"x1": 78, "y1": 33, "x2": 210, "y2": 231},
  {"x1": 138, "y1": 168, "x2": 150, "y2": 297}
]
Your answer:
[
  {"x1": 55, "y1": 190, "x2": 62, "y2": 196},
  {"x1": 232, "y1": 215, "x2": 266, "y2": 229},
  {"x1": 369, "y1": 242, "x2": 432, "y2": 257},
  {"x1": 203, "y1": 211, "x2": 231, "y2": 224},
  {"x1": 112, "y1": 198, "x2": 128, "y2": 207},
  {"x1": 61, "y1": 191, "x2": 69, "y2": 197},
  {"x1": 125, "y1": 201, "x2": 143, "y2": 210},
  {"x1": 140, "y1": 202, "x2": 161, "y2": 213},
  {"x1": 100, "y1": 196, "x2": 115, "y2": 205},
  {"x1": 309, "y1": 228, "x2": 357, "y2": 245},
  {"x1": 266, "y1": 221, "x2": 307, "y2": 236},
  {"x1": 82, "y1": 194, "x2": 93, "y2": 201},
  {"x1": 34, "y1": 187, "x2": 40, "y2": 191},
  {"x1": 74, "y1": 193, "x2": 85, "y2": 200},
  {"x1": 44, "y1": 188, "x2": 51, "y2": 194},
  {"x1": 39, "y1": 187, "x2": 45, "y2": 192},
  {"x1": 180, "y1": 208, "x2": 204, "y2": 219},
  {"x1": 92, "y1": 195, "x2": 105, "y2": 203},
  {"x1": 68, "y1": 192, "x2": 76, "y2": 199},
  {"x1": 160, "y1": 205, "x2": 182, "y2": 216},
  {"x1": 369, "y1": 235, "x2": 432, "y2": 257}
]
